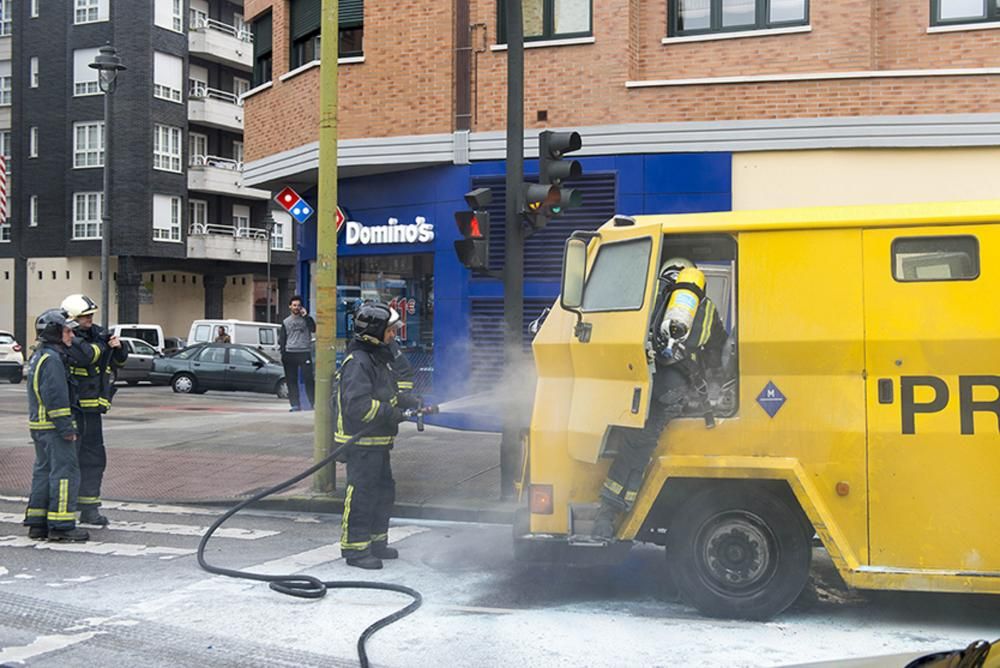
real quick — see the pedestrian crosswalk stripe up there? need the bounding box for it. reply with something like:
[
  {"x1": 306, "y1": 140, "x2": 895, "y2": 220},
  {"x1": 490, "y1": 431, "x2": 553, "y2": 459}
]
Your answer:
[
  {"x1": 0, "y1": 535, "x2": 193, "y2": 559},
  {"x1": 0, "y1": 513, "x2": 278, "y2": 541}
]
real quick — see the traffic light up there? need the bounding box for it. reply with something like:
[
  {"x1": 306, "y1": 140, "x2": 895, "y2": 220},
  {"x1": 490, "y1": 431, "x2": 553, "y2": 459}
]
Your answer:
[
  {"x1": 454, "y1": 188, "x2": 492, "y2": 272},
  {"x1": 528, "y1": 130, "x2": 583, "y2": 229}
]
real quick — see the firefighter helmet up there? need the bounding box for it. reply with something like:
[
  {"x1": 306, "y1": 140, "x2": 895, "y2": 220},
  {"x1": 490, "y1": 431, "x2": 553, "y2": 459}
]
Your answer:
[
  {"x1": 354, "y1": 302, "x2": 400, "y2": 344},
  {"x1": 61, "y1": 293, "x2": 99, "y2": 318},
  {"x1": 35, "y1": 308, "x2": 78, "y2": 344},
  {"x1": 660, "y1": 257, "x2": 695, "y2": 284}
]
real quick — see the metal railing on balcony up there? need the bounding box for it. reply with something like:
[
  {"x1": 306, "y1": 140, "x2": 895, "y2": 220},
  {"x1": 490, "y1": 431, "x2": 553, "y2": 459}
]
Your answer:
[
  {"x1": 190, "y1": 154, "x2": 244, "y2": 171},
  {"x1": 189, "y1": 222, "x2": 268, "y2": 240},
  {"x1": 190, "y1": 15, "x2": 253, "y2": 43},
  {"x1": 189, "y1": 83, "x2": 242, "y2": 106}
]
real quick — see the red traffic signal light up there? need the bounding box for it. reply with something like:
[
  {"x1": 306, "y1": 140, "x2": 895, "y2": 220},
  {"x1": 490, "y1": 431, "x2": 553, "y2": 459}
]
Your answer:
[{"x1": 455, "y1": 210, "x2": 487, "y2": 239}]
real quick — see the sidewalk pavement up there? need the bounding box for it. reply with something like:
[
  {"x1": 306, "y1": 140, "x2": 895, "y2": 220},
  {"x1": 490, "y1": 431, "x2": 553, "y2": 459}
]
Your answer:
[{"x1": 0, "y1": 387, "x2": 517, "y2": 524}]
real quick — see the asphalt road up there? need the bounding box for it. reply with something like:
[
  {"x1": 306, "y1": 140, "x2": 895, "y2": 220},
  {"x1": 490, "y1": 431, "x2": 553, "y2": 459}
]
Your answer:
[{"x1": 1, "y1": 494, "x2": 999, "y2": 668}]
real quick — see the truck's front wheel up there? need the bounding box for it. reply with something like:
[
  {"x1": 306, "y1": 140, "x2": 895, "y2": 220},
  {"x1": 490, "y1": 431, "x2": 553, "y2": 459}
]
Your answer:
[{"x1": 665, "y1": 485, "x2": 811, "y2": 620}]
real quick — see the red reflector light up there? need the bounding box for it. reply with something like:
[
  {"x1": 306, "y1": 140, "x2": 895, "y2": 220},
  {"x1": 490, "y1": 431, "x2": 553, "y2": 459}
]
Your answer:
[
  {"x1": 12, "y1": 344, "x2": 21, "y2": 352},
  {"x1": 530, "y1": 484, "x2": 553, "y2": 515}
]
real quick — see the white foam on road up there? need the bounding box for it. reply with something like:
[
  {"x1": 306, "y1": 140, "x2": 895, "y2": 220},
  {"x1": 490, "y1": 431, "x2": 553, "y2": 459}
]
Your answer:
[
  {"x1": 0, "y1": 512, "x2": 278, "y2": 540},
  {"x1": 0, "y1": 535, "x2": 193, "y2": 559},
  {"x1": 0, "y1": 632, "x2": 101, "y2": 664}
]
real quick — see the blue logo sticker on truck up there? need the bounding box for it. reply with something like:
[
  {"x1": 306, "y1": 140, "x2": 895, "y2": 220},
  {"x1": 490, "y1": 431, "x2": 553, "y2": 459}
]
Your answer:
[{"x1": 757, "y1": 381, "x2": 786, "y2": 418}]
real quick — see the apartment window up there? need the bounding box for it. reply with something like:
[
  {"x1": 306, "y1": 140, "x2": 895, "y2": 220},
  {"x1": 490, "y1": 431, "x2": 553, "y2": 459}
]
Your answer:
[
  {"x1": 73, "y1": 48, "x2": 102, "y2": 96},
  {"x1": 232, "y1": 204, "x2": 250, "y2": 236},
  {"x1": 74, "y1": 0, "x2": 109, "y2": 25},
  {"x1": 153, "y1": 124, "x2": 183, "y2": 172},
  {"x1": 73, "y1": 121, "x2": 104, "y2": 168},
  {"x1": 271, "y1": 211, "x2": 291, "y2": 250},
  {"x1": 233, "y1": 141, "x2": 244, "y2": 164},
  {"x1": 251, "y1": 12, "x2": 273, "y2": 86},
  {"x1": 154, "y1": 0, "x2": 184, "y2": 32},
  {"x1": 498, "y1": 0, "x2": 590, "y2": 42},
  {"x1": 190, "y1": 0, "x2": 209, "y2": 29},
  {"x1": 932, "y1": 0, "x2": 1000, "y2": 24},
  {"x1": 29, "y1": 127, "x2": 38, "y2": 158},
  {"x1": 189, "y1": 63, "x2": 209, "y2": 97},
  {"x1": 189, "y1": 132, "x2": 208, "y2": 164},
  {"x1": 234, "y1": 12, "x2": 248, "y2": 37},
  {"x1": 234, "y1": 77, "x2": 251, "y2": 98},
  {"x1": 0, "y1": 130, "x2": 10, "y2": 160},
  {"x1": 669, "y1": 0, "x2": 807, "y2": 35},
  {"x1": 153, "y1": 52, "x2": 184, "y2": 103},
  {"x1": 31, "y1": 0, "x2": 39, "y2": 18},
  {"x1": 0, "y1": 223, "x2": 8, "y2": 242},
  {"x1": 153, "y1": 194, "x2": 182, "y2": 242},
  {"x1": 30, "y1": 58, "x2": 39, "y2": 88},
  {"x1": 289, "y1": 0, "x2": 364, "y2": 65},
  {"x1": 29, "y1": 196, "x2": 39, "y2": 227},
  {"x1": 189, "y1": 199, "x2": 208, "y2": 229},
  {"x1": 0, "y1": 0, "x2": 12, "y2": 36},
  {"x1": 73, "y1": 192, "x2": 103, "y2": 240},
  {"x1": 0, "y1": 62, "x2": 11, "y2": 106}
]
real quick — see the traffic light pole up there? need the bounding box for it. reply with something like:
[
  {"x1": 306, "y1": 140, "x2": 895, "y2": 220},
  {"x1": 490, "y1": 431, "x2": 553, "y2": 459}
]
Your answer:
[
  {"x1": 313, "y1": 0, "x2": 339, "y2": 493},
  {"x1": 501, "y1": 0, "x2": 524, "y2": 499}
]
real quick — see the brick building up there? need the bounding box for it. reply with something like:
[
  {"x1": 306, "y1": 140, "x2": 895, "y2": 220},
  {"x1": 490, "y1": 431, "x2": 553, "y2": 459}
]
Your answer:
[
  {"x1": 0, "y1": 0, "x2": 296, "y2": 344},
  {"x1": 241, "y1": 0, "x2": 1000, "y2": 422}
]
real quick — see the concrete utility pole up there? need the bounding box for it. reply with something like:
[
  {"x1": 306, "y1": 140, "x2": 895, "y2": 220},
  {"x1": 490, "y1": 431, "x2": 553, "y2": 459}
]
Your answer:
[
  {"x1": 313, "y1": 0, "x2": 340, "y2": 492},
  {"x1": 501, "y1": 0, "x2": 525, "y2": 499}
]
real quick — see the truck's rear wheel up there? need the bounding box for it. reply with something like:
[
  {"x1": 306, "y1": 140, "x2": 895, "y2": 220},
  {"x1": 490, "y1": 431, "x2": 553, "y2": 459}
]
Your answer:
[{"x1": 665, "y1": 485, "x2": 811, "y2": 620}]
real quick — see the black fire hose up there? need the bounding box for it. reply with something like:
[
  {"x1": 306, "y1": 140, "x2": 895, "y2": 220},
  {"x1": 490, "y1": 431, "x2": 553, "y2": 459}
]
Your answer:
[{"x1": 196, "y1": 411, "x2": 434, "y2": 667}]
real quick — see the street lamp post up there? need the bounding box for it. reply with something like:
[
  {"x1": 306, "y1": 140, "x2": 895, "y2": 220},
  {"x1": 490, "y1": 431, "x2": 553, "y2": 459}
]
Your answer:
[
  {"x1": 89, "y1": 45, "x2": 126, "y2": 330},
  {"x1": 264, "y1": 212, "x2": 275, "y2": 323}
]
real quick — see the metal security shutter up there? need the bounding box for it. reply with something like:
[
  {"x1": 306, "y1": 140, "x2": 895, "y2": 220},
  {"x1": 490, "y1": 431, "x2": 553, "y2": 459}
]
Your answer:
[
  {"x1": 252, "y1": 12, "x2": 272, "y2": 57},
  {"x1": 290, "y1": 0, "x2": 321, "y2": 40},
  {"x1": 468, "y1": 296, "x2": 555, "y2": 388},
  {"x1": 474, "y1": 172, "x2": 617, "y2": 280},
  {"x1": 341, "y1": 0, "x2": 364, "y2": 28}
]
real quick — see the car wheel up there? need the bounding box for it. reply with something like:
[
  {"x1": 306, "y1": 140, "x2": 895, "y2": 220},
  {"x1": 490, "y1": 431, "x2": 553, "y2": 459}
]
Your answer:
[
  {"x1": 276, "y1": 379, "x2": 289, "y2": 399},
  {"x1": 665, "y1": 485, "x2": 812, "y2": 621},
  {"x1": 10, "y1": 373, "x2": 22, "y2": 384},
  {"x1": 172, "y1": 373, "x2": 197, "y2": 394}
]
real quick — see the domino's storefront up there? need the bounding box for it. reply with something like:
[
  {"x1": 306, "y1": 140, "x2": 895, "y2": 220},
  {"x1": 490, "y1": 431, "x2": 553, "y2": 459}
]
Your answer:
[{"x1": 295, "y1": 153, "x2": 733, "y2": 430}]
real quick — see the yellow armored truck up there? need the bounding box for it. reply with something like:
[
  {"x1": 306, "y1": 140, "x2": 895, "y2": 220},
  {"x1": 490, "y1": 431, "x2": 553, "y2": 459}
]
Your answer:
[{"x1": 519, "y1": 199, "x2": 1000, "y2": 620}]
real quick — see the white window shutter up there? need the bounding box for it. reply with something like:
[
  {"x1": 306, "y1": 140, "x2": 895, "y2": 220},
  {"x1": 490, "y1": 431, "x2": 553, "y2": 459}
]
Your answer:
[
  {"x1": 73, "y1": 48, "x2": 100, "y2": 85},
  {"x1": 153, "y1": 52, "x2": 183, "y2": 90}
]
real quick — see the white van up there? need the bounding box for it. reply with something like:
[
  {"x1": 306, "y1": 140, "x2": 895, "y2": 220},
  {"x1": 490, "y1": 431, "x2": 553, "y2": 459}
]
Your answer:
[
  {"x1": 111, "y1": 324, "x2": 166, "y2": 354},
  {"x1": 187, "y1": 319, "x2": 282, "y2": 358}
]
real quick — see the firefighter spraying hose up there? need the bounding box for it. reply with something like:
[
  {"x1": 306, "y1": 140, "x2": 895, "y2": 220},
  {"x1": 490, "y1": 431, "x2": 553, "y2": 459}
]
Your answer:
[{"x1": 197, "y1": 302, "x2": 439, "y2": 667}]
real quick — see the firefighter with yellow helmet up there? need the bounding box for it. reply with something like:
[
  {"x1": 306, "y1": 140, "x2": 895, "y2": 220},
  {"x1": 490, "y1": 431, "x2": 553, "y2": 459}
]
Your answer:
[
  {"x1": 59, "y1": 294, "x2": 128, "y2": 527},
  {"x1": 591, "y1": 258, "x2": 727, "y2": 541}
]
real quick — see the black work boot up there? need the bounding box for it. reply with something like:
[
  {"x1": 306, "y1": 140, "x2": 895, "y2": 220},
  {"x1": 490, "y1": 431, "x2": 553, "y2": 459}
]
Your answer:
[
  {"x1": 590, "y1": 505, "x2": 619, "y2": 541},
  {"x1": 47, "y1": 527, "x2": 90, "y2": 543},
  {"x1": 371, "y1": 543, "x2": 398, "y2": 560},
  {"x1": 79, "y1": 507, "x2": 109, "y2": 527},
  {"x1": 27, "y1": 526, "x2": 47, "y2": 540},
  {"x1": 346, "y1": 554, "x2": 383, "y2": 570}
]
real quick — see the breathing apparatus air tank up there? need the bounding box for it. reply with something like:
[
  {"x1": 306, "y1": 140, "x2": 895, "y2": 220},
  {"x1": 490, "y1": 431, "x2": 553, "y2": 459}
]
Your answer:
[{"x1": 660, "y1": 266, "x2": 706, "y2": 341}]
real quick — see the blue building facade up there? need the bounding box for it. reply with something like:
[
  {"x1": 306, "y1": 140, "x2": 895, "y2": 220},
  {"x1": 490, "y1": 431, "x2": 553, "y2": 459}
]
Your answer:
[{"x1": 295, "y1": 153, "x2": 732, "y2": 429}]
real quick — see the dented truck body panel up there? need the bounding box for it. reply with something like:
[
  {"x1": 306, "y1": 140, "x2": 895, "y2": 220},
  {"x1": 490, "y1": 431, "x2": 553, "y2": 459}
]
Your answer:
[{"x1": 526, "y1": 199, "x2": 1000, "y2": 596}]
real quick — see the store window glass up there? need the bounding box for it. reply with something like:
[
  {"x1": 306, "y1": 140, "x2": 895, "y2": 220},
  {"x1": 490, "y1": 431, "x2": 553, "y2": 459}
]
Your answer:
[{"x1": 338, "y1": 254, "x2": 435, "y2": 391}]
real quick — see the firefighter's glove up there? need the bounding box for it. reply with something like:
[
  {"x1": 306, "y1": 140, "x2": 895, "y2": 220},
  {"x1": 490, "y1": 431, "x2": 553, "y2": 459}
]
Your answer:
[{"x1": 396, "y1": 392, "x2": 422, "y2": 411}]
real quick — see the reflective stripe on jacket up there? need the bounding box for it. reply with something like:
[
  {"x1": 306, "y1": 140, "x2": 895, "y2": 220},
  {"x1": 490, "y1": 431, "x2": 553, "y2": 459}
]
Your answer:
[
  {"x1": 335, "y1": 340, "x2": 400, "y2": 448},
  {"x1": 27, "y1": 345, "x2": 77, "y2": 437},
  {"x1": 66, "y1": 324, "x2": 127, "y2": 414}
]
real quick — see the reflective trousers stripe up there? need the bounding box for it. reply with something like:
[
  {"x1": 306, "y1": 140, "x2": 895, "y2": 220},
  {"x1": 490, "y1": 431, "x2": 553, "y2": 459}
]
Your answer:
[
  {"x1": 371, "y1": 532, "x2": 388, "y2": 543},
  {"x1": 47, "y1": 511, "x2": 76, "y2": 521},
  {"x1": 25, "y1": 508, "x2": 47, "y2": 517},
  {"x1": 58, "y1": 479, "x2": 68, "y2": 514},
  {"x1": 340, "y1": 485, "x2": 372, "y2": 550},
  {"x1": 77, "y1": 496, "x2": 101, "y2": 505},
  {"x1": 603, "y1": 479, "x2": 624, "y2": 495}
]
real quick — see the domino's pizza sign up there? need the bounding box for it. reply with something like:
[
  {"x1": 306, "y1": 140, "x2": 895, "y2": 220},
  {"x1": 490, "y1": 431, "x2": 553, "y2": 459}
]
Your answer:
[{"x1": 275, "y1": 187, "x2": 314, "y2": 223}]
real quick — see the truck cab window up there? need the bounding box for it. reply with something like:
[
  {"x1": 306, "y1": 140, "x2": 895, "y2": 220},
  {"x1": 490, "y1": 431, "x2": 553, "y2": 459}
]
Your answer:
[
  {"x1": 892, "y1": 235, "x2": 979, "y2": 282},
  {"x1": 582, "y1": 238, "x2": 652, "y2": 311}
]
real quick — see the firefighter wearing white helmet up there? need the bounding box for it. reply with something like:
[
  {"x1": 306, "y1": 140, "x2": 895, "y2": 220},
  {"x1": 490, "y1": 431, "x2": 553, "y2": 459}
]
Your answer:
[
  {"x1": 590, "y1": 258, "x2": 727, "y2": 541},
  {"x1": 59, "y1": 294, "x2": 128, "y2": 528}
]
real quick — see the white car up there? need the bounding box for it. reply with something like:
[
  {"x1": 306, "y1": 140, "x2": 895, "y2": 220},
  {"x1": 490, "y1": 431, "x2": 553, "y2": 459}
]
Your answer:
[
  {"x1": 0, "y1": 330, "x2": 25, "y2": 384},
  {"x1": 113, "y1": 337, "x2": 161, "y2": 386}
]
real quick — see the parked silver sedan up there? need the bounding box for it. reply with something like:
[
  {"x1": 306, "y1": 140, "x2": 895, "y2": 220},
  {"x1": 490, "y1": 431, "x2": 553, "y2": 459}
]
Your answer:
[{"x1": 113, "y1": 337, "x2": 160, "y2": 385}]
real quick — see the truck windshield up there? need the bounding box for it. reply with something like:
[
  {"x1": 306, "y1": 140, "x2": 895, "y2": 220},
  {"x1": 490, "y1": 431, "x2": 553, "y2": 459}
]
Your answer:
[{"x1": 582, "y1": 237, "x2": 652, "y2": 311}]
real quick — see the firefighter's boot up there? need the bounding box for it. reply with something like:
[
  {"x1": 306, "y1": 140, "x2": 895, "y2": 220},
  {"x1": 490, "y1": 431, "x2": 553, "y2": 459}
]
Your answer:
[
  {"x1": 346, "y1": 554, "x2": 383, "y2": 570},
  {"x1": 47, "y1": 528, "x2": 90, "y2": 542},
  {"x1": 372, "y1": 543, "x2": 398, "y2": 560},
  {"x1": 27, "y1": 526, "x2": 47, "y2": 540},
  {"x1": 79, "y1": 507, "x2": 109, "y2": 527},
  {"x1": 591, "y1": 505, "x2": 618, "y2": 541}
]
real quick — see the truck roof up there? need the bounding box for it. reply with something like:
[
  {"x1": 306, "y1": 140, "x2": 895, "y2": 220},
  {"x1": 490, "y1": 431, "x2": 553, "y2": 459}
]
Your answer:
[{"x1": 631, "y1": 199, "x2": 1000, "y2": 235}]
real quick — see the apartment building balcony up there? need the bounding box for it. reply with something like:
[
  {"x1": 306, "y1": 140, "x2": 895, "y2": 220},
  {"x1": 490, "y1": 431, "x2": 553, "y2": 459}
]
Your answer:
[
  {"x1": 188, "y1": 84, "x2": 243, "y2": 132},
  {"x1": 187, "y1": 222, "x2": 269, "y2": 263},
  {"x1": 188, "y1": 17, "x2": 252, "y2": 71},
  {"x1": 188, "y1": 155, "x2": 270, "y2": 200}
]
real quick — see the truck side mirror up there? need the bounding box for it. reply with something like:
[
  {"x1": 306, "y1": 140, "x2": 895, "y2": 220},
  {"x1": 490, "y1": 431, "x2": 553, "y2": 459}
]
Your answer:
[{"x1": 561, "y1": 238, "x2": 587, "y2": 311}]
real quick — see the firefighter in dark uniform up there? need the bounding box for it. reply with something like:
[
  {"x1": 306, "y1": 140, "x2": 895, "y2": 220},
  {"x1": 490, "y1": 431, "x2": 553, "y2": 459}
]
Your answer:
[
  {"x1": 336, "y1": 302, "x2": 420, "y2": 569},
  {"x1": 22, "y1": 309, "x2": 89, "y2": 542},
  {"x1": 591, "y1": 258, "x2": 727, "y2": 540},
  {"x1": 60, "y1": 294, "x2": 127, "y2": 527}
]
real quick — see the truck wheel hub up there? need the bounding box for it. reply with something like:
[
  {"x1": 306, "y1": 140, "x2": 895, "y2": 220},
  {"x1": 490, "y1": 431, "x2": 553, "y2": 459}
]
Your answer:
[{"x1": 699, "y1": 513, "x2": 775, "y2": 593}]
